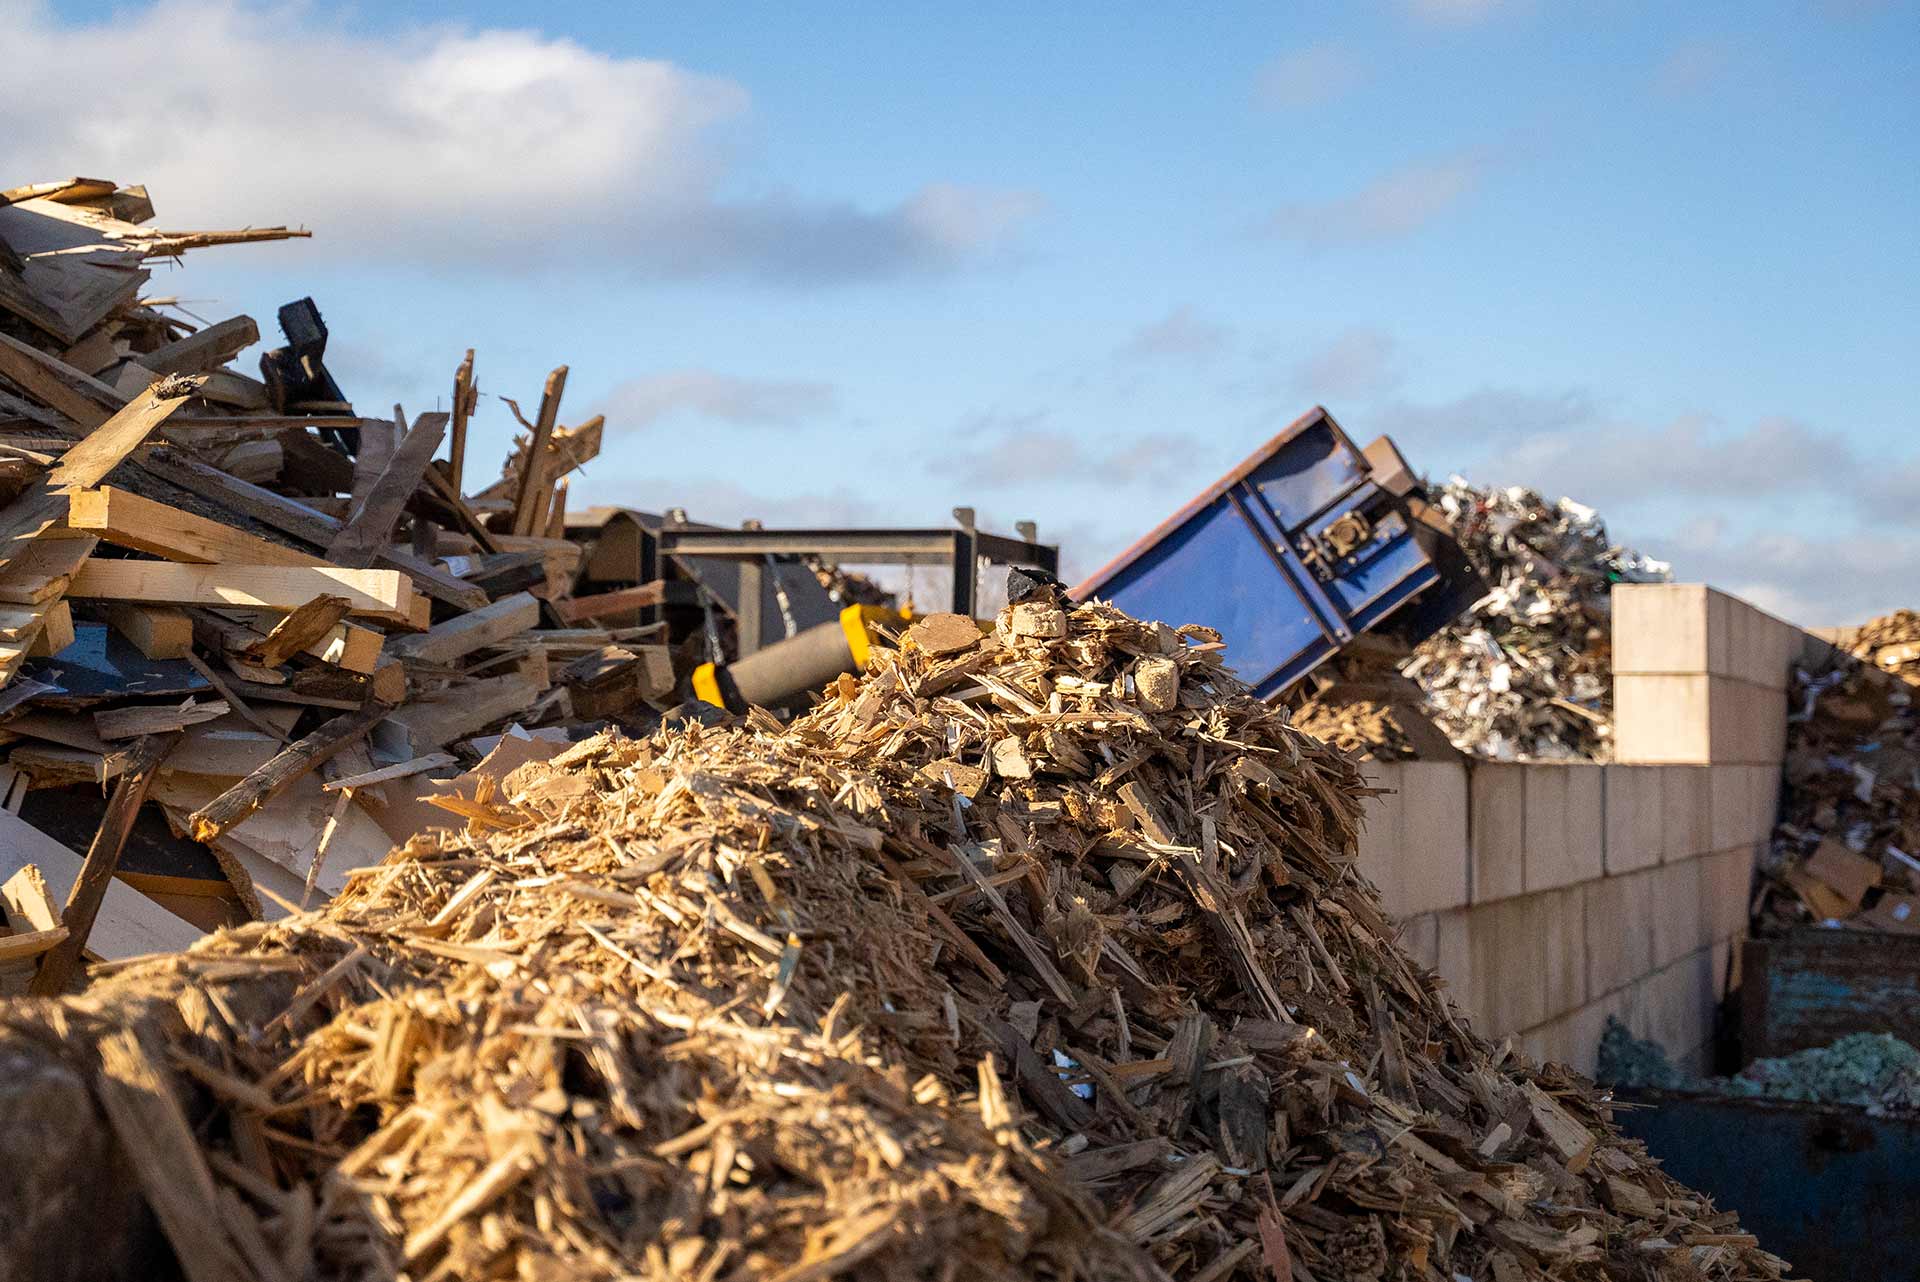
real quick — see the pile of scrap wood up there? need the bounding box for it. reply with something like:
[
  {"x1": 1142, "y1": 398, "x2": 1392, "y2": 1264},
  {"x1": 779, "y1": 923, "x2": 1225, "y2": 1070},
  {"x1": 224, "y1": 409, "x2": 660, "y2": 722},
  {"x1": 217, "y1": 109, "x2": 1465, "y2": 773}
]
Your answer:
[
  {"x1": 0, "y1": 591, "x2": 1790, "y2": 1280},
  {"x1": 1755, "y1": 614, "x2": 1920, "y2": 935},
  {"x1": 1398, "y1": 477, "x2": 1670, "y2": 761},
  {"x1": 0, "y1": 175, "x2": 678, "y2": 979}
]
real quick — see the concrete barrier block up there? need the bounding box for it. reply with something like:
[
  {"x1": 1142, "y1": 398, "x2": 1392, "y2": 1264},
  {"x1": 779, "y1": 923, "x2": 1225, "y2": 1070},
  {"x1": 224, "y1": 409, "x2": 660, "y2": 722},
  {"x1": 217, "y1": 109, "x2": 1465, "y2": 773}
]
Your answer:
[
  {"x1": 1398, "y1": 912, "x2": 1439, "y2": 974},
  {"x1": 1563, "y1": 988, "x2": 1631, "y2": 1077},
  {"x1": 1540, "y1": 886, "x2": 1587, "y2": 1018},
  {"x1": 1354, "y1": 762, "x2": 1404, "y2": 902},
  {"x1": 1434, "y1": 908, "x2": 1473, "y2": 1010},
  {"x1": 1523, "y1": 764, "x2": 1604, "y2": 892},
  {"x1": 1752, "y1": 766, "x2": 1781, "y2": 841},
  {"x1": 1469, "y1": 762, "x2": 1526, "y2": 903},
  {"x1": 1603, "y1": 765, "x2": 1663, "y2": 874},
  {"x1": 1699, "y1": 845, "x2": 1756, "y2": 943},
  {"x1": 1584, "y1": 867, "x2": 1656, "y2": 997},
  {"x1": 1467, "y1": 896, "x2": 1547, "y2": 1036},
  {"x1": 1394, "y1": 761, "x2": 1469, "y2": 916},
  {"x1": 1652, "y1": 858, "x2": 1705, "y2": 968},
  {"x1": 1709, "y1": 764, "x2": 1752, "y2": 851},
  {"x1": 1643, "y1": 950, "x2": 1717, "y2": 1059},
  {"x1": 1662, "y1": 765, "x2": 1711, "y2": 860},
  {"x1": 1614, "y1": 673, "x2": 1712, "y2": 763},
  {"x1": 1611, "y1": 584, "x2": 1712, "y2": 675}
]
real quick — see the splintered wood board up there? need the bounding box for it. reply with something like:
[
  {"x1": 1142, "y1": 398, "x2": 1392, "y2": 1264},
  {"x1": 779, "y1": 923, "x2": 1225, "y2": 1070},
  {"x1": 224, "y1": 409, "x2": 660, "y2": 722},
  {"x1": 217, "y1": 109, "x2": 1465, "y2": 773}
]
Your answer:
[
  {"x1": 0, "y1": 807, "x2": 200, "y2": 959},
  {"x1": 69, "y1": 561, "x2": 420, "y2": 626},
  {"x1": 0, "y1": 534, "x2": 95, "y2": 604}
]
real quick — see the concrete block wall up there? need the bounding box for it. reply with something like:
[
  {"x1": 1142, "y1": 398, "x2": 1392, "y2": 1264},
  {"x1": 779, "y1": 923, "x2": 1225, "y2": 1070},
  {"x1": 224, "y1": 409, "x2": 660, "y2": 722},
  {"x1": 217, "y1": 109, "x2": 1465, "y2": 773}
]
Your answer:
[{"x1": 1360, "y1": 584, "x2": 1795, "y2": 1075}]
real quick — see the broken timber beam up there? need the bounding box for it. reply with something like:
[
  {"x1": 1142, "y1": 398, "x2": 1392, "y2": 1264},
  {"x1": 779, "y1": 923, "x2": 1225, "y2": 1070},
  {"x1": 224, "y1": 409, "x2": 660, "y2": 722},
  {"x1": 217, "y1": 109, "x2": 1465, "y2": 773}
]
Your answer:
[
  {"x1": 187, "y1": 701, "x2": 387, "y2": 842},
  {"x1": 509, "y1": 366, "x2": 567, "y2": 537},
  {"x1": 388, "y1": 591, "x2": 538, "y2": 666},
  {"x1": 0, "y1": 377, "x2": 202, "y2": 569},
  {"x1": 329, "y1": 410, "x2": 449, "y2": 567},
  {"x1": 29, "y1": 732, "x2": 180, "y2": 995}
]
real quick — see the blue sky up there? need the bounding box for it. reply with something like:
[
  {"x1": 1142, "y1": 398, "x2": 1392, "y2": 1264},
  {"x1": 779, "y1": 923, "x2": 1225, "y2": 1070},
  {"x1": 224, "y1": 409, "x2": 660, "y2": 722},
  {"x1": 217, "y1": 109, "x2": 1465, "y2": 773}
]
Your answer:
[{"x1": 8, "y1": 0, "x2": 1918, "y2": 622}]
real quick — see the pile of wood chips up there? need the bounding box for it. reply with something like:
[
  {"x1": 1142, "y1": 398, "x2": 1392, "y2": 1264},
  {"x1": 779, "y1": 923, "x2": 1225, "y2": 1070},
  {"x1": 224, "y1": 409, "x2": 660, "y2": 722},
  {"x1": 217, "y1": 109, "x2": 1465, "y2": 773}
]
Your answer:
[
  {"x1": 0, "y1": 595, "x2": 1793, "y2": 1281},
  {"x1": 0, "y1": 175, "x2": 677, "y2": 986}
]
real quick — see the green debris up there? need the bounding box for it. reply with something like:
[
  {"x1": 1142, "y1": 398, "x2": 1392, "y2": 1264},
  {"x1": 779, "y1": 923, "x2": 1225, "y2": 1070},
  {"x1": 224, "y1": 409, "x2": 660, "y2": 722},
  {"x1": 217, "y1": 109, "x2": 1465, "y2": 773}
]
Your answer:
[
  {"x1": 1596, "y1": 1017, "x2": 1696, "y2": 1091},
  {"x1": 1727, "y1": 1033, "x2": 1920, "y2": 1115},
  {"x1": 1597, "y1": 1016, "x2": 1920, "y2": 1115}
]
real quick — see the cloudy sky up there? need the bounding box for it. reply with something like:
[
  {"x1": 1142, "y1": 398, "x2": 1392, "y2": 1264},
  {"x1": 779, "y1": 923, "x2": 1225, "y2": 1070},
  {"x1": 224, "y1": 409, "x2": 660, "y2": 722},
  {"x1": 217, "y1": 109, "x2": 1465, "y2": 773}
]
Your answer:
[{"x1": 7, "y1": 0, "x2": 1917, "y2": 623}]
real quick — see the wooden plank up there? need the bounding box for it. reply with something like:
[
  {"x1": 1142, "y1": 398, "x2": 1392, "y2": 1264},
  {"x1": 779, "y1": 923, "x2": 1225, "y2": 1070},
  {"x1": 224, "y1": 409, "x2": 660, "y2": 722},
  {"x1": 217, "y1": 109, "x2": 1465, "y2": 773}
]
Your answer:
[
  {"x1": 0, "y1": 326, "x2": 123, "y2": 427},
  {"x1": 558, "y1": 581, "x2": 667, "y2": 623},
  {"x1": 135, "y1": 452, "x2": 488, "y2": 612},
  {"x1": 133, "y1": 315, "x2": 258, "y2": 376},
  {"x1": 94, "y1": 698, "x2": 230, "y2": 741},
  {"x1": 389, "y1": 592, "x2": 539, "y2": 666},
  {"x1": 69, "y1": 561, "x2": 420, "y2": 626},
  {"x1": 0, "y1": 807, "x2": 199, "y2": 958},
  {"x1": 0, "y1": 379, "x2": 199, "y2": 571},
  {"x1": 26, "y1": 599, "x2": 73, "y2": 656},
  {"x1": 373, "y1": 672, "x2": 541, "y2": 758},
  {"x1": 347, "y1": 411, "x2": 395, "y2": 510},
  {"x1": 29, "y1": 732, "x2": 179, "y2": 994},
  {"x1": 0, "y1": 534, "x2": 94, "y2": 604},
  {"x1": 0, "y1": 863, "x2": 59, "y2": 931},
  {"x1": 322, "y1": 752, "x2": 456, "y2": 792},
  {"x1": 510, "y1": 366, "x2": 567, "y2": 536},
  {"x1": 202, "y1": 607, "x2": 383, "y2": 675},
  {"x1": 104, "y1": 603, "x2": 193, "y2": 659},
  {"x1": 245, "y1": 595, "x2": 353, "y2": 668},
  {"x1": 448, "y1": 349, "x2": 476, "y2": 496},
  {"x1": 329, "y1": 411, "x2": 449, "y2": 567},
  {"x1": 66, "y1": 486, "x2": 325, "y2": 567},
  {"x1": 187, "y1": 702, "x2": 387, "y2": 841}
]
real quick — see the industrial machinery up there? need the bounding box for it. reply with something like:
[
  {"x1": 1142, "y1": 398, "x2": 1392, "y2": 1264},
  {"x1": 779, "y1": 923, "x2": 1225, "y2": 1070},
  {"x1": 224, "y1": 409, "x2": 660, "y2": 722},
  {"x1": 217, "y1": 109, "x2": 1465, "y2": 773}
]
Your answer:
[
  {"x1": 1071, "y1": 407, "x2": 1481, "y2": 700},
  {"x1": 563, "y1": 506, "x2": 1057, "y2": 712}
]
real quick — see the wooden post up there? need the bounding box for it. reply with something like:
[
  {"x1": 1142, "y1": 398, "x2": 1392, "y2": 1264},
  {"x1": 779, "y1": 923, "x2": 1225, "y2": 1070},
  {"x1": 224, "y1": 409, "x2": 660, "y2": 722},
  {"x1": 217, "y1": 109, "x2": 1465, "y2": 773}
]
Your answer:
[
  {"x1": 29, "y1": 732, "x2": 180, "y2": 995},
  {"x1": 509, "y1": 366, "x2": 567, "y2": 537},
  {"x1": 448, "y1": 349, "x2": 476, "y2": 497}
]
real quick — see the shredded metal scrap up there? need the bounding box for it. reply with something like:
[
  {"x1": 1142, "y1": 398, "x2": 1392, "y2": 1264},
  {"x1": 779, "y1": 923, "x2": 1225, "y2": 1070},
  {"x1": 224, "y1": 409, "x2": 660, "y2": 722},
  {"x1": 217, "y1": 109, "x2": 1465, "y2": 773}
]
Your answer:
[
  {"x1": 1755, "y1": 615, "x2": 1920, "y2": 934},
  {"x1": 1399, "y1": 477, "x2": 1670, "y2": 761}
]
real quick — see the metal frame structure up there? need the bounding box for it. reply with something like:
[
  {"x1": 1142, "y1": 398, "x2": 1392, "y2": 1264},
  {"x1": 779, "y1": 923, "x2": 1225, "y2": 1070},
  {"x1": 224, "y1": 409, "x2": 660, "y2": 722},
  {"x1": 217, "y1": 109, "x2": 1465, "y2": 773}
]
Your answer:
[{"x1": 653, "y1": 508, "x2": 1058, "y2": 656}]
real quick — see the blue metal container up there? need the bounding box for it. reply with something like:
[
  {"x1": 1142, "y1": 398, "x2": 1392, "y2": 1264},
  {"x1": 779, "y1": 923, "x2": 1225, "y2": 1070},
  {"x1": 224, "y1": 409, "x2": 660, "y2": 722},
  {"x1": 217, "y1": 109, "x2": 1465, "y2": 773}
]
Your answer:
[{"x1": 1070, "y1": 407, "x2": 1476, "y2": 699}]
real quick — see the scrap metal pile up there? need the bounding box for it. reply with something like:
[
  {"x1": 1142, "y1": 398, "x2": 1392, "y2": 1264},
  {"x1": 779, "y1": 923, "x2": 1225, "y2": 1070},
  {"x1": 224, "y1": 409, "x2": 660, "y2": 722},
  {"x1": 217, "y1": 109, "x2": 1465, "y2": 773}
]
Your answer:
[
  {"x1": 1398, "y1": 478, "x2": 1671, "y2": 761},
  {"x1": 1754, "y1": 612, "x2": 1920, "y2": 935},
  {"x1": 0, "y1": 174, "x2": 691, "y2": 984},
  {"x1": 0, "y1": 592, "x2": 1789, "y2": 1280}
]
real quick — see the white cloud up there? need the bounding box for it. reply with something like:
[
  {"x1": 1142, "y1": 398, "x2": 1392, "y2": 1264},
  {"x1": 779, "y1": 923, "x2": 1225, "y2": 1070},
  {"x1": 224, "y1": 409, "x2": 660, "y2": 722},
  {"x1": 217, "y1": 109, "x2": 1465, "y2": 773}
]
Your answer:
[
  {"x1": 1255, "y1": 43, "x2": 1369, "y2": 109},
  {"x1": 1290, "y1": 328, "x2": 1405, "y2": 401},
  {"x1": 597, "y1": 370, "x2": 837, "y2": 430},
  {"x1": 1116, "y1": 306, "x2": 1233, "y2": 362},
  {"x1": 0, "y1": 1, "x2": 1040, "y2": 282},
  {"x1": 941, "y1": 413, "x2": 1200, "y2": 488},
  {"x1": 1262, "y1": 152, "x2": 1492, "y2": 246}
]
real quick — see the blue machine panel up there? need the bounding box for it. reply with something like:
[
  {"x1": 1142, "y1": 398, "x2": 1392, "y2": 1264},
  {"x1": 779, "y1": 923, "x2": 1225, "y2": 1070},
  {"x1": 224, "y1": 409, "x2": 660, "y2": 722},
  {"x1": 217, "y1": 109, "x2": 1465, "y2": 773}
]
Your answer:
[{"x1": 1071, "y1": 408, "x2": 1464, "y2": 700}]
